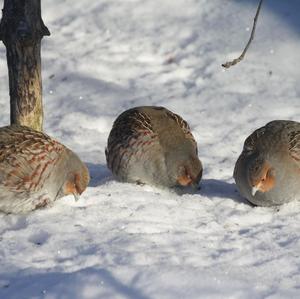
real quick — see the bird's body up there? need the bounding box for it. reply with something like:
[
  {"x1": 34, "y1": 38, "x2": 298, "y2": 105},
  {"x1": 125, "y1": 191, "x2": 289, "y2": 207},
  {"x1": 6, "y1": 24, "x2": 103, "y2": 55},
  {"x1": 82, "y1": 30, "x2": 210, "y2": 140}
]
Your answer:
[
  {"x1": 106, "y1": 106, "x2": 202, "y2": 188},
  {"x1": 0, "y1": 125, "x2": 89, "y2": 214},
  {"x1": 234, "y1": 120, "x2": 300, "y2": 206}
]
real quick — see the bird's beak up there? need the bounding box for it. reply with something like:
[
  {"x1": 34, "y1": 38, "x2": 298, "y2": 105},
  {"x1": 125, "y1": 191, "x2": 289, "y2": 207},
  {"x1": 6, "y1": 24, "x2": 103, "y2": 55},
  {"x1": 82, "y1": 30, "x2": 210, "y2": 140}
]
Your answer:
[
  {"x1": 251, "y1": 186, "x2": 259, "y2": 196},
  {"x1": 252, "y1": 180, "x2": 263, "y2": 196},
  {"x1": 73, "y1": 192, "x2": 80, "y2": 202}
]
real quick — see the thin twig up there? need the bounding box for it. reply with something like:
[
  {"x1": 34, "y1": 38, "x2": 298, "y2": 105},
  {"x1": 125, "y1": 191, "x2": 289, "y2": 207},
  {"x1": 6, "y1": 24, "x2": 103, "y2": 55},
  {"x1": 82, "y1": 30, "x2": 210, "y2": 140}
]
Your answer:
[{"x1": 222, "y1": 0, "x2": 264, "y2": 69}]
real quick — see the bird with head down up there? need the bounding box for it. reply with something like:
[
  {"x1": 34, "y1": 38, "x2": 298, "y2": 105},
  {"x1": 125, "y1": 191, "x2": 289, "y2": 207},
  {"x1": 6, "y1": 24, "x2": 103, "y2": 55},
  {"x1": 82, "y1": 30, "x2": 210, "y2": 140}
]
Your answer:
[
  {"x1": 234, "y1": 120, "x2": 300, "y2": 206},
  {"x1": 106, "y1": 106, "x2": 203, "y2": 189},
  {"x1": 0, "y1": 125, "x2": 90, "y2": 213}
]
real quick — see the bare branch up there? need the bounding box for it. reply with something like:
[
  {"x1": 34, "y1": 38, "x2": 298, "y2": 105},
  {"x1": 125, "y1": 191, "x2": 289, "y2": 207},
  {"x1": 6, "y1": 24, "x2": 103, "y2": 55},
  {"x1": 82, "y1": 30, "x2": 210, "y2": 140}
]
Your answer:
[{"x1": 222, "y1": 0, "x2": 264, "y2": 69}]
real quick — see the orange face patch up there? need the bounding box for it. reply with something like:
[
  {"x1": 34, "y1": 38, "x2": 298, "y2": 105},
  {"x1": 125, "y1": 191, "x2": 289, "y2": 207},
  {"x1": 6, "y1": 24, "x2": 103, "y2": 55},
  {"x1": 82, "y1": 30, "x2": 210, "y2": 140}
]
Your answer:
[
  {"x1": 64, "y1": 181, "x2": 77, "y2": 195},
  {"x1": 253, "y1": 168, "x2": 276, "y2": 193},
  {"x1": 258, "y1": 174, "x2": 276, "y2": 193},
  {"x1": 177, "y1": 175, "x2": 193, "y2": 186},
  {"x1": 74, "y1": 173, "x2": 85, "y2": 194}
]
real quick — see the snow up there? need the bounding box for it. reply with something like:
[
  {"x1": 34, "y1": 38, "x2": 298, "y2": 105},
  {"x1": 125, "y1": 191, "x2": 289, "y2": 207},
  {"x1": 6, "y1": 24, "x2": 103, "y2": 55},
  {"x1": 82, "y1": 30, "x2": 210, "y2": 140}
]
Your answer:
[{"x1": 1, "y1": 0, "x2": 300, "y2": 298}]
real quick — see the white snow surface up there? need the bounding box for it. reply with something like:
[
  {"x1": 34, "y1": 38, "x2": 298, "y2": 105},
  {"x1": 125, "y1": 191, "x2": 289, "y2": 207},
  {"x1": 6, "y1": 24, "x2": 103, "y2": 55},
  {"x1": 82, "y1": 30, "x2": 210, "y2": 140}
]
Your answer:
[{"x1": 1, "y1": 0, "x2": 300, "y2": 298}]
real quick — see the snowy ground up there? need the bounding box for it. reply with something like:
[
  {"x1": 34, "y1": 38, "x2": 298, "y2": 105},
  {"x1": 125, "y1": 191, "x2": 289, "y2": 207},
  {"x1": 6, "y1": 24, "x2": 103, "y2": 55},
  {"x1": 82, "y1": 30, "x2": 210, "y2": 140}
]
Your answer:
[{"x1": 1, "y1": 0, "x2": 300, "y2": 298}]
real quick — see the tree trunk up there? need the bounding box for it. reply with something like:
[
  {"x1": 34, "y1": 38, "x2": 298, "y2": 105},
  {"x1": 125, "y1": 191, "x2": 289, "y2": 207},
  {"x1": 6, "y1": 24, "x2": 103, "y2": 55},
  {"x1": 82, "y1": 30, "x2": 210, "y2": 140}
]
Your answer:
[{"x1": 0, "y1": 0, "x2": 50, "y2": 131}]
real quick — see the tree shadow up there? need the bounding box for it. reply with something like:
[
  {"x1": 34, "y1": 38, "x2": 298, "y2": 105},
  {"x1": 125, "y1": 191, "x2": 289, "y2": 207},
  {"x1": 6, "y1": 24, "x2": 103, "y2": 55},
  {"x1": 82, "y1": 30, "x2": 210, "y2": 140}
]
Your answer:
[
  {"x1": 43, "y1": 70, "x2": 145, "y2": 121},
  {"x1": 0, "y1": 267, "x2": 152, "y2": 299}
]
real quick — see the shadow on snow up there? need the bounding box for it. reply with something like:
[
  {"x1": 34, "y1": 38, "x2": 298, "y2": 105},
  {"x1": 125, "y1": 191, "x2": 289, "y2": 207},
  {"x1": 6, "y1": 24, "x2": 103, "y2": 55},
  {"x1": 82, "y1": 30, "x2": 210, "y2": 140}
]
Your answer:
[{"x1": 0, "y1": 267, "x2": 152, "y2": 299}]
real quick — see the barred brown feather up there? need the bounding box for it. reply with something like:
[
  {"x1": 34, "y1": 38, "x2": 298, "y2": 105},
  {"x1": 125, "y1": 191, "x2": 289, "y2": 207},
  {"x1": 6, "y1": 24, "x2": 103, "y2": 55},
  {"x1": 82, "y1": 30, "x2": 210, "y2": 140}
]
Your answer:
[
  {"x1": 234, "y1": 120, "x2": 300, "y2": 206},
  {"x1": 0, "y1": 125, "x2": 89, "y2": 213},
  {"x1": 106, "y1": 106, "x2": 202, "y2": 188}
]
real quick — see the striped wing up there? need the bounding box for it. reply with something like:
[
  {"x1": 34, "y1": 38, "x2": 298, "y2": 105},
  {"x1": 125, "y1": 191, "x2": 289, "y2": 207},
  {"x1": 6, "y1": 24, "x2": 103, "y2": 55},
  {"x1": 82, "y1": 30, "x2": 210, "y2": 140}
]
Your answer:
[
  {"x1": 0, "y1": 125, "x2": 64, "y2": 194},
  {"x1": 266, "y1": 120, "x2": 300, "y2": 165},
  {"x1": 287, "y1": 129, "x2": 300, "y2": 164},
  {"x1": 163, "y1": 108, "x2": 198, "y2": 153},
  {"x1": 106, "y1": 109, "x2": 160, "y2": 177},
  {"x1": 242, "y1": 126, "x2": 266, "y2": 154}
]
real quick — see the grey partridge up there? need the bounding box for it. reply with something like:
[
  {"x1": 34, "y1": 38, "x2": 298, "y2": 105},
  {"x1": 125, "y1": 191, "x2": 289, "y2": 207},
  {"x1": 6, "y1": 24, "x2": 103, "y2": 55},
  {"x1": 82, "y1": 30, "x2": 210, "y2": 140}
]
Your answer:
[
  {"x1": 234, "y1": 120, "x2": 300, "y2": 206},
  {"x1": 0, "y1": 125, "x2": 90, "y2": 214},
  {"x1": 106, "y1": 106, "x2": 202, "y2": 188}
]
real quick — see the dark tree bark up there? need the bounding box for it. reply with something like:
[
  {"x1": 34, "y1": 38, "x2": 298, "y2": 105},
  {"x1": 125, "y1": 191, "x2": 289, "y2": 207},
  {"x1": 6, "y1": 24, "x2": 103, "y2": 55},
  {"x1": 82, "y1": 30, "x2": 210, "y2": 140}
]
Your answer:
[{"x1": 0, "y1": 0, "x2": 50, "y2": 131}]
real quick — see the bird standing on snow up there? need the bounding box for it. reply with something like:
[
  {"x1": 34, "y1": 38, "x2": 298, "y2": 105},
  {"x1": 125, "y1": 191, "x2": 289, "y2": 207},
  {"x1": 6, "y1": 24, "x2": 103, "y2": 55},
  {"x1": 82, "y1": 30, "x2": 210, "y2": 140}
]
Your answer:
[
  {"x1": 0, "y1": 125, "x2": 90, "y2": 213},
  {"x1": 106, "y1": 106, "x2": 202, "y2": 188},
  {"x1": 234, "y1": 120, "x2": 300, "y2": 206}
]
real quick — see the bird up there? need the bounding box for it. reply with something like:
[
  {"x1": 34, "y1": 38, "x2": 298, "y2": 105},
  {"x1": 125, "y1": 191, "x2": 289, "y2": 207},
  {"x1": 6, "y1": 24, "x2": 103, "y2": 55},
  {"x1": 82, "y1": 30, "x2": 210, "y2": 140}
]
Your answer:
[
  {"x1": 0, "y1": 125, "x2": 90, "y2": 214},
  {"x1": 234, "y1": 120, "x2": 300, "y2": 206},
  {"x1": 105, "y1": 106, "x2": 202, "y2": 189}
]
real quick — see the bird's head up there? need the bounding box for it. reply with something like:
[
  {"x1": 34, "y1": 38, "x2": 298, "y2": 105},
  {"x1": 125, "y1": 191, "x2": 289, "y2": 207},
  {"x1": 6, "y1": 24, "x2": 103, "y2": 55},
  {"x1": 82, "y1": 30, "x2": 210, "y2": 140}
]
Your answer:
[
  {"x1": 248, "y1": 157, "x2": 275, "y2": 196},
  {"x1": 60, "y1": 155, "x2": 90, "y2": 201},
  {"x1": 175, "y1": 155, "x2": 203, "y2": 188}
]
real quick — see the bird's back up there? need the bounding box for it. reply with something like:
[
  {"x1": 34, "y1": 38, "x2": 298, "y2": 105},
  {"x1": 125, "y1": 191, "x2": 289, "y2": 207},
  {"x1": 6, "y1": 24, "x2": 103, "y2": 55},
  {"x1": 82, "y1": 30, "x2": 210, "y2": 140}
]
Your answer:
[
  {"x1": 106, "y1": 106, "x2": 198, "y2": 186},
  {"x1": 0, "y1": 125, "x2": 66, "y2": 213},
  {"x1": 234, "y1": 120, "x2": 300, "y2": 206}
]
